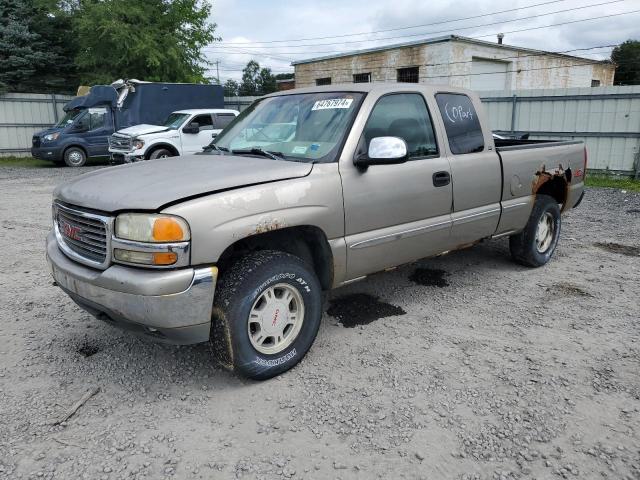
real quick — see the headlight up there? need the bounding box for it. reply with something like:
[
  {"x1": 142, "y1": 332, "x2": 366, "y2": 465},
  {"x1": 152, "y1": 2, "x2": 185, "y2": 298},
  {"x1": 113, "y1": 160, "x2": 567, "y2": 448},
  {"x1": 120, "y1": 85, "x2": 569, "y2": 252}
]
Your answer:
[
  {"x1": 115, "y1": 213, "x2": 190, "y2": 243},
  {"x1": 133, "y1": 138, "x2": 144, "y2": 149},
  {"x1": 43, "y1": 132, "x2": 60, "y2": 141}
]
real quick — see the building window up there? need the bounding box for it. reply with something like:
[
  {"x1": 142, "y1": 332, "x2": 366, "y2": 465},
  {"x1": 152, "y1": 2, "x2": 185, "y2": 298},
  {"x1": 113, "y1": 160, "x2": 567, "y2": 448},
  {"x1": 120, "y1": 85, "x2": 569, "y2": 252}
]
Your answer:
[
  {"x1": 591, "y1": 79, "x2": 601, "y2": 87},
  {"x1": 397, "y1": 67, "x2": 419, "y2": 83},
  {"x1": 316, "y1": 77, "x2": 331, "y2": 86},
  {"x1": 353, "y1": 72, "x2": 371, "y2": 83}
]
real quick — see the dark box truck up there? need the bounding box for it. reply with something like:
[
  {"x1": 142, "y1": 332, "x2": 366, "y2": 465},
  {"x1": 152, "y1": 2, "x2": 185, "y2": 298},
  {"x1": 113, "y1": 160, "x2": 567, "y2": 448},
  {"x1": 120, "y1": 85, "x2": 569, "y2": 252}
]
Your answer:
[{"x1": 31, "y1": 80, "x2": 224, "y2": 167}]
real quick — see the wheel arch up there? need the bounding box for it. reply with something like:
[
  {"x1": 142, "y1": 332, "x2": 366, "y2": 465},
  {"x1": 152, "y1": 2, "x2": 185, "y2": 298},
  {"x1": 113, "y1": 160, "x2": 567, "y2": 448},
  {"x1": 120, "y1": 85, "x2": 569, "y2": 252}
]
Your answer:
[
  {"x1": 145, "y1": 143, "x2": 180, "y2": 159},
  {"x1": 217, "y1": 225, "x2": 334, "y2": 291}
]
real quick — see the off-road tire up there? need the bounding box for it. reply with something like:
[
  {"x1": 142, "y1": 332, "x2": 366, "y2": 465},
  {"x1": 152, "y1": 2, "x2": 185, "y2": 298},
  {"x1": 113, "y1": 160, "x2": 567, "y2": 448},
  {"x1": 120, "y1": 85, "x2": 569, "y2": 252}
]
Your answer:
[
  {"x1": 148, "y1": 148, "x2": 173, "y2": 159},
  {"x1": 211, "y1": 250, "x2": 322, "y2": 380},
  {"x1": 509, "y1": 194, "x2": 561, "y2": 267},
  {"x1": 63, "y1": 147, "x2": 87, "y2": 167}
]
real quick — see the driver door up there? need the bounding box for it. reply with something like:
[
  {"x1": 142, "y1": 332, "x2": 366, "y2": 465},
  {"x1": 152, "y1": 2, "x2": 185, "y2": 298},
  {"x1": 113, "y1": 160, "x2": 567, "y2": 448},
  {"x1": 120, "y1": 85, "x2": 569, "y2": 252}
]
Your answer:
[
  {"x1": 340, "y1": 92, "x2": 453, "y2": 280},
  {"x1": 182, "y1": 114, "x2": 215, "y2": 154}
]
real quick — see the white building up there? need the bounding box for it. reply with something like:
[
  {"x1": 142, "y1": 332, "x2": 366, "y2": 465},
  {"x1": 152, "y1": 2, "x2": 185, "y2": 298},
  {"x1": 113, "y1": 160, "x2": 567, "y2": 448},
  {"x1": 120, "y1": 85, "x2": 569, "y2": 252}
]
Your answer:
[{"x1": 292, "y1": 35, "x2": 615, "y2": 90}]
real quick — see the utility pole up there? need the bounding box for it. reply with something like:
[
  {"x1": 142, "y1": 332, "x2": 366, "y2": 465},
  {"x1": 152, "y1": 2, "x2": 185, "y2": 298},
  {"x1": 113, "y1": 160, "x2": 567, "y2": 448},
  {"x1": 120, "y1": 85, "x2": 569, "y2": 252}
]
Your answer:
[{"x1": 214, "y1": 60, "x2": 220, "y2": 85}]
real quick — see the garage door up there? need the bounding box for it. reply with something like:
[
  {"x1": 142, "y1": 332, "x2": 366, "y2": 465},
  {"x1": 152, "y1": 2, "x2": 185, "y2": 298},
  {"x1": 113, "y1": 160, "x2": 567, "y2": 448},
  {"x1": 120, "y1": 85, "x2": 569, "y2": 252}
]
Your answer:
[{"x1": 471, "y1": 58, "x2": 509, "y2": 91}]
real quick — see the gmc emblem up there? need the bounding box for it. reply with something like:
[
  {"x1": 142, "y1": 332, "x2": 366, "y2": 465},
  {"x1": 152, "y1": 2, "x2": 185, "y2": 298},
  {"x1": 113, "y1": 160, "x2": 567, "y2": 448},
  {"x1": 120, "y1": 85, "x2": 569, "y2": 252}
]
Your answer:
[{"x1": 60, "y1": 220, "x2": 82, "y2": 241}]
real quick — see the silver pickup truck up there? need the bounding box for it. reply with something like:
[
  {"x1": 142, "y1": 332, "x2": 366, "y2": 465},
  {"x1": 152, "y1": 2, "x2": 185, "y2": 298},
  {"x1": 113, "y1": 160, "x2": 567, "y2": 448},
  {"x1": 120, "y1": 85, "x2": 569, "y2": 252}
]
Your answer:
[{"x1": 47, "y1": 84, "x2": 586, "y2": 379}]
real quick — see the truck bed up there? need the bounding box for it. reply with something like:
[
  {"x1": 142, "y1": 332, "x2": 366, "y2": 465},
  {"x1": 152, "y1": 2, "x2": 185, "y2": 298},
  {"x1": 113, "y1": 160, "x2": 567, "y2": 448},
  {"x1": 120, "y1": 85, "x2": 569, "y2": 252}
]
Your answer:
[{"x1": 494, "y1": 138, "x2": 583, "y2": 151}]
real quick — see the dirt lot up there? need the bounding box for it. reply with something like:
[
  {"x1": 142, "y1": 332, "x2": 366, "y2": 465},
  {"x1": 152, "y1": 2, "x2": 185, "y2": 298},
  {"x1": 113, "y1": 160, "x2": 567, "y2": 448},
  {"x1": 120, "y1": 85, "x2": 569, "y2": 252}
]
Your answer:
[{"x1": 1, "y1": 165, "x2": 639, "y2": 480}]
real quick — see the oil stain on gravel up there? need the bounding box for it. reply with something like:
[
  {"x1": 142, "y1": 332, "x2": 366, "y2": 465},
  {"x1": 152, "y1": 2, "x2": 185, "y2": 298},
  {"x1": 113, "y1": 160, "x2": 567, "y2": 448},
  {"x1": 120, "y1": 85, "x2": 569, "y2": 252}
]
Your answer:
[
  {"x1": 409, "y1": 267, "x2": 449, "y2": 287},
  {"x1": 594, "y1": 242, "x2": 640, "y2": 257},
  {"x1": 327, "y1": 293, "x2": 406, "y2": 327},
  {"x1": 77, "y1": 342, "x2": 100, "y2": 357}
]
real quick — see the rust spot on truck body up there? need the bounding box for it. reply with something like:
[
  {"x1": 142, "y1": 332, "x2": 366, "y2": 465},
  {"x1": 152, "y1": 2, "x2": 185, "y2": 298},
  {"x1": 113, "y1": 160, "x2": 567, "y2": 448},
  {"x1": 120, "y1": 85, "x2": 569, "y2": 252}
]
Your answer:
[
  {"x1": 532, "y1": 163, "x2": 571, "y2": 210},
  {"x1": 250, "y1": 218, "x2": 287, "y2": 237}
]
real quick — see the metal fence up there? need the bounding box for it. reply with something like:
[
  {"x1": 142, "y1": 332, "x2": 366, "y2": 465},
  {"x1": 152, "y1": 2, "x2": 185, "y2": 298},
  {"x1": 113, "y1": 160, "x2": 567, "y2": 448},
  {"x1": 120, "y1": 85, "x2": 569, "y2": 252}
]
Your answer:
[
  {"x1": 2, "y1": 88, "x2": 639, "y2": 176},
  {"x1": 480, "y1": 85, "x2": 640, "y2": 177},
  {"x1": 0, "y1": 93, "x2": 74, "y2": 157},
  {"x1": 224, "y1": 96, "x2": 261, "y2": 112}
]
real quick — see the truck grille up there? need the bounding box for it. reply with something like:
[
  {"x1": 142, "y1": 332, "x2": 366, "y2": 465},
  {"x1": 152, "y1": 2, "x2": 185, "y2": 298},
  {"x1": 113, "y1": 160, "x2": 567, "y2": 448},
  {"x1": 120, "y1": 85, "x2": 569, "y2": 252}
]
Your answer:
[
  {"x1": 32, "y1": 136, "x2": 41, "y2": 148},
  {"x1": 109, "y1": 134, "x2": 132, "y2": 150},
  {"x1": 54, "y1": 203, "x2": 111, "y2": 269}
]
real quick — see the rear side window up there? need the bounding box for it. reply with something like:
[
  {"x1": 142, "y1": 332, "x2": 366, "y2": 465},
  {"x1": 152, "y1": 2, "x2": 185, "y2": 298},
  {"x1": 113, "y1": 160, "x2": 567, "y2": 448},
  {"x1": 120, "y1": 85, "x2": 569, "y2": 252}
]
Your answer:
[
  {"x1": 435, "y1": 93, "x2": 484, "y2": 154},
  {"x1": 361, "y1": 93, "x2": 438, "y2": 159},
  {"x1": 215, "y1": 113, "x2": 236, "y2": 128}
]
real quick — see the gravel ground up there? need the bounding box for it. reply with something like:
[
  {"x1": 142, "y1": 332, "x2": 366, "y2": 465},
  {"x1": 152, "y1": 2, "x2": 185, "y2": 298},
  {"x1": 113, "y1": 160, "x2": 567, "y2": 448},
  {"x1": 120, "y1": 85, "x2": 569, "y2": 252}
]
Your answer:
[{"x1": 1, "y1": 165, "x2": 639, "y2": 480}]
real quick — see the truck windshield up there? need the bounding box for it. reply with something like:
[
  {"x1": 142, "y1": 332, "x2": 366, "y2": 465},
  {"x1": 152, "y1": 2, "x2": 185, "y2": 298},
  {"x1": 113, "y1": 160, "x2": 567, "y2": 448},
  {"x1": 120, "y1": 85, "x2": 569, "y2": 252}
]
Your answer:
[
  {"x1": 212, "y1": 92, "x2": 364, "y2": 163},
  {"x1": 163, "y1": 113, "x2": 190, "y2": 129},
  {"x1": 56, "y1": 109, "x2": 83, "y2": 128}
]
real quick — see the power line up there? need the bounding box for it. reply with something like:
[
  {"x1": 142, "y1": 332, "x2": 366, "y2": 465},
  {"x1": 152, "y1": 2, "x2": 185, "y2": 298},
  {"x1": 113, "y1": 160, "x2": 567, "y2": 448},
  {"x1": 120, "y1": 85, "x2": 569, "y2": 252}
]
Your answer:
[
  {"x1": 207, "y1": 0, "x2": 627, "y2": 50},
  {"x1": 214, "y1": 0, "x2": 571, "y2": 45}
]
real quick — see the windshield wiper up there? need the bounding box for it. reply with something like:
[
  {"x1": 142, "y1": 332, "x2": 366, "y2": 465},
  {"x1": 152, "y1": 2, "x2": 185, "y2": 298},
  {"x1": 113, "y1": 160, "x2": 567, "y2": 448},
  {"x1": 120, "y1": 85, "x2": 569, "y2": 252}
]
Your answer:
[
  {"x1": 233, "y1": 148, "x2": 285, "y2": 161},
  {"x1": 202, "y1": 143, "x2": 230, "y2": 154}
]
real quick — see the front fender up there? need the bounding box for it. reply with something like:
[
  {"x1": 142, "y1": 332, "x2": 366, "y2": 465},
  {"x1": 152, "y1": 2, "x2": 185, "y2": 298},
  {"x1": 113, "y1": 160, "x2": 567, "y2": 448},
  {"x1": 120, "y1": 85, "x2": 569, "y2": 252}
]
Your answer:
[{"x1": 162, "y1": 163, "x2": 344, "y2": 265}]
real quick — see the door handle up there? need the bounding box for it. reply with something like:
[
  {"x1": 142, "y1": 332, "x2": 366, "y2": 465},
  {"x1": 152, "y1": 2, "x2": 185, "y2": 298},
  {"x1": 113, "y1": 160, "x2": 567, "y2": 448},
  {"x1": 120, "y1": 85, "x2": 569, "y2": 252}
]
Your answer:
[{"x1": 432, "y1": 171, "x2": 451, "y2": 187}]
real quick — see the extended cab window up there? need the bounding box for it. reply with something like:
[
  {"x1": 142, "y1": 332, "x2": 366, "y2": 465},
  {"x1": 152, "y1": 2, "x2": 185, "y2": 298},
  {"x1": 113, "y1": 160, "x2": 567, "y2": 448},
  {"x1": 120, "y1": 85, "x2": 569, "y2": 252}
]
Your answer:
[
  {"x1": 191, "y1": 114, "x2": 214, "y2": 130},
  {"x1": 215, "y1": 113, "x2": 235, "y2": 129},
  {"x1": 435, "y1": 93, "x2": 484, "y2": 154},
  {"x1": 362, "y1": 93, "x2": 438, "y2": 159}
]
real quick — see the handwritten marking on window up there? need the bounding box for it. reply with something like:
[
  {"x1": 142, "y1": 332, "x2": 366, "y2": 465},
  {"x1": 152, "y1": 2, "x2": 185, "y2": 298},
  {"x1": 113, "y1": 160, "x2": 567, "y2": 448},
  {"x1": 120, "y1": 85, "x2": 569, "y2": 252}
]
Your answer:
[{"x1": 444, "y1": 103, "x2": 474, "y2": 124}]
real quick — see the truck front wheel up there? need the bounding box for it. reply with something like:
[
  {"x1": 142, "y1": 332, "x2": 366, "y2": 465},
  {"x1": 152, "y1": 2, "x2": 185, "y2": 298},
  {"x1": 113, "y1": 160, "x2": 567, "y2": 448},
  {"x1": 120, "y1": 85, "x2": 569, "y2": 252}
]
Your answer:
[
  {"x1": 509, "y1": 194, "x2": 561, "y2": 267},
  {"x1": 63, "y1": 147, "x2": 87, "y2": 167},
  {"x1": 148, "y1": 148, "x2": 174, "y2": 159},
  {"x1": 212, "y1": 250, "x2": 322, "y2": 380}
]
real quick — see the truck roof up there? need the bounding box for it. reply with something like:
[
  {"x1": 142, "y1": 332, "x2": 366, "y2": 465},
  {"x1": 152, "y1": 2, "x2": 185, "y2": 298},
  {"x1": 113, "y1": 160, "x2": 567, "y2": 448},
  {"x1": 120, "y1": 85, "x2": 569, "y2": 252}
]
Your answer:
[
  {"x1": 173, "y1": 108, "x2": 238, "y2": 115},
  {"x1": 263, "y1": 83, "x2": 476, "y2": 98}
]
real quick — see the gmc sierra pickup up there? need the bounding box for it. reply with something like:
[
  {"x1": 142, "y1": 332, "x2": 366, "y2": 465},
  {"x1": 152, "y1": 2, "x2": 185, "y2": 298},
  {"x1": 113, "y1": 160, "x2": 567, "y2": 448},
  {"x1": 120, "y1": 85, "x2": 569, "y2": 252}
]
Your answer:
[{"x1": 46, "y1": 84, "x2": 586, "y2": 380}]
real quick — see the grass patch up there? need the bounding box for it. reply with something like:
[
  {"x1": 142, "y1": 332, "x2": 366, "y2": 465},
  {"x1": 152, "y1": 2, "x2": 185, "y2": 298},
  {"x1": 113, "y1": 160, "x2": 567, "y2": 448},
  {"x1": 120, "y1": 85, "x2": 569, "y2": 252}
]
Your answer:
[
  {"x1": 0, "y1": 156, "x2": 110, "y2": 168},
  {"x1": 0, "y1": 156, "x2": 56, "y2": 168},
  {"x1": 586, "y1": 174, "x2": 640, "y2": 192}
]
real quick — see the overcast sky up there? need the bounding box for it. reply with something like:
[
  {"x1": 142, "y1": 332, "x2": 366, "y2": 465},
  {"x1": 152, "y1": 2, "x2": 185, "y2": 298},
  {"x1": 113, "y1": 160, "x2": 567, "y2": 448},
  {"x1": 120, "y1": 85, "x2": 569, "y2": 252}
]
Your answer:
[{"x1": 204, "y1": 0, "x2": 640, "y2": 82}]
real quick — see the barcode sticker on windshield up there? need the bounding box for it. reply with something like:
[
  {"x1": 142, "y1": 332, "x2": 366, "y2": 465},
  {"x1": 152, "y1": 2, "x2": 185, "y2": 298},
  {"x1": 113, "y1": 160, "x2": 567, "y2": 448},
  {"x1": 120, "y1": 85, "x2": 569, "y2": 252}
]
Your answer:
[{"x1": 311, "y1": 98, "x2": 353, "y2": 110}]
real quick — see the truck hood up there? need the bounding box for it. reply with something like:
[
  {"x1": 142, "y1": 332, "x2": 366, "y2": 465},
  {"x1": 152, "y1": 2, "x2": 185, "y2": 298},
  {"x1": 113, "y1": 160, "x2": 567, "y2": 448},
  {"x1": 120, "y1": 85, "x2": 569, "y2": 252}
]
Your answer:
[
  {"x1": 54, "y1": 155, "x2": 313, "y2": 212},
  {"x1": 115, "y1": 124, "x2": 170, "y2": 137},
  {"x1": 34, "y1": 126, "x2": 64, "y2": 137}
]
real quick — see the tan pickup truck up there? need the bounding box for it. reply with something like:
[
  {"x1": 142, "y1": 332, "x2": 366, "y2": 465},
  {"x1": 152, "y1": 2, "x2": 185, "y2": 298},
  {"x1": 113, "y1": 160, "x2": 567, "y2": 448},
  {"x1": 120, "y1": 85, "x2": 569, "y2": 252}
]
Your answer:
[{"x1": 47, "y1": 84, "x2": 586, "y2": 379}]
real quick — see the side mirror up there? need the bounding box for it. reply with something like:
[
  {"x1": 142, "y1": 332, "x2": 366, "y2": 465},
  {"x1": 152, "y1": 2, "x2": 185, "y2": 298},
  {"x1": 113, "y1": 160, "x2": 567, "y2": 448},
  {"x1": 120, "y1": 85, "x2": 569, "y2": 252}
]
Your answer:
[
  {"x1": 211, "y1": 132, "x2": 218, "y2": 139},
  {"x1": 183, "y1": 122, "x2": 200, "y2": 134},
  {"x1": 354, "y1": 136, "x2": 408, "y2": 167}
]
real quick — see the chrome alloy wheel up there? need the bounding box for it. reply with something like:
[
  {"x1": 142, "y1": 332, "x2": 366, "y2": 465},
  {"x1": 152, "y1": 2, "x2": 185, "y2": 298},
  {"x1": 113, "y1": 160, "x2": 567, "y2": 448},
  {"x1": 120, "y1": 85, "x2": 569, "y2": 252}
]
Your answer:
[
  {"x1": 68, "y1": 151, "x2": 84, "y2": 165},
  {"x1": 535, "y1": 212, "x2": 555, "y2": 253},
  {"x1": 248, "y1": 283, "x2": 305, "y2": 355}
]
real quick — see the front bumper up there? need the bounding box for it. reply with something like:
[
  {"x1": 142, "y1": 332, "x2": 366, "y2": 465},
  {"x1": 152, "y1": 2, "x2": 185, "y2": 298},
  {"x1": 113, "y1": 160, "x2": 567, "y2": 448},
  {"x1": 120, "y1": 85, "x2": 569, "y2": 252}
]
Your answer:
[
  {"x1": 31, "y1": 145, "x2": 63, "y2": 161},
  {"x1": 109, "y1": 151, "x2": 143, "y2": 163},
  {"x1": 46, "y1": 232, "x2": 217, "y2": 344}
]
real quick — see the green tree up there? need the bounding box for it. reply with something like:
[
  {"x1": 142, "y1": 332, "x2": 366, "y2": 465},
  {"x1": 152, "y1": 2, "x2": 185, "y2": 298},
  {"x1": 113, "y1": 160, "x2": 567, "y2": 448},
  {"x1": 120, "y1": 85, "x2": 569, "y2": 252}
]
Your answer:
[
  {"x1": 0, "y1": 0, "x2": 77, "y2": 93},
  {"x1": 275, "y1": 73, "x2": 294, "y2": 80},
  {"x1": 239, "y1": 60, "x2": 277, "y2": 95},
  {"x1": 611, "y1": 40, "x2": 640, "y2": 85},
  {"x1": 223, "y1": 78, "x2": 239, "y2": 96},
  {"x1": 29, "y1": 0, "x2": 80, "y2": 93},
  {"x1": 73, "y1": 0, "x2": 219, "y2": 85},
  {"x1": 239, "y1": 60, "x2": 260, "y2": 95}
]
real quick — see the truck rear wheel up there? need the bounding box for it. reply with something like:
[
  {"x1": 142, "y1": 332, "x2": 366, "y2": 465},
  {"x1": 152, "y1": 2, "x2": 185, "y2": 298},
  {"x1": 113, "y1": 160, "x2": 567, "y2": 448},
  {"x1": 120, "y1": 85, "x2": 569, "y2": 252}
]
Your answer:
[
  {"x1": 64, "y1": 147, "x2": 87, "y2": 167},
  {"x1": 211, "y1": 250, "x2": 322, "y2": 380},
  {"x1": 148, "y1": 148, "x2": 174, "y2": 159},
  {"x1": 509, "y1": 194, "x2": 561, "y2": 267}
]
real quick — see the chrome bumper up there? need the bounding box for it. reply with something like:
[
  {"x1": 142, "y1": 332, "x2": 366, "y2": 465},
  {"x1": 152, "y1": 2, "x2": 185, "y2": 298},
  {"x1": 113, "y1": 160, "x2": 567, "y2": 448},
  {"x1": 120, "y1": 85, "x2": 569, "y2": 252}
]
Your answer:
[{"x1": 46, "y1": 232, "x2": 217, "y2": 344}]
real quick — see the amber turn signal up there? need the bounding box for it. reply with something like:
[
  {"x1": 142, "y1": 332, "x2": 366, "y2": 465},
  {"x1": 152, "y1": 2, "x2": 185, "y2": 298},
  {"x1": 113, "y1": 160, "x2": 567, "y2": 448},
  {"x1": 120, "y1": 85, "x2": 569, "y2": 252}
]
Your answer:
[
  {"x1": 152, "y1": 217, "x2": 185, "y2": 242},
  {"x1": 152, "y1": 252, "x2": 178, "y2": 265}
]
